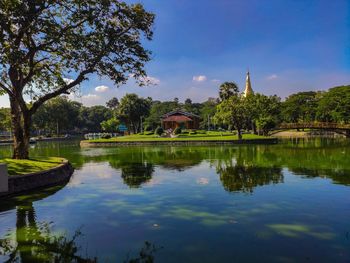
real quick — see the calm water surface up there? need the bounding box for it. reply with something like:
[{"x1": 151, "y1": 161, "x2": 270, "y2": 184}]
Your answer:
[{"x1": 0, "y1": 138, "x2": 350, "y2": 262}]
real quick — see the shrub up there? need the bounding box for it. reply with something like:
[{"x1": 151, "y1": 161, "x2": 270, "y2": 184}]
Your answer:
[
  {"x1": 174, "y1": 127, "x2": 182, "y2": 135},
  {"x1": 101, "y1": 133, "x2": 111, "y2": 139},
  {"x1": 144, "y1": 125, "x2": 153, "y2": 132},
  {"x1": 155, "y1": 126, "x2": 164, "y2": 136},
  {"x1": 189, "y1": 129, "x2": 197, "y2": 135}
]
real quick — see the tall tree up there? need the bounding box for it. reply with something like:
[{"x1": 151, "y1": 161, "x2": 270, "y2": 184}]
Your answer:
[
  {"x1": 245, "y1": 94, "x2": 281, "y2": 135},
  {"x1": 0, "y1": 1, "x2": 154, "y2": 159},
  {"x1": 32, "y1": 96, "x2": 81, "y2": 135},
  {"x1": 144, "y1": 100, "x2": 179, "y2": 129},
  {"x1": 117, "y1": 93, "x2": 151, "y2": 133},
  {"x1": 78, "y1": 105, "x2": 112, "y2": 132},
  {"x1": 316, "y1": 85, "x2": 350, "y2": 123},
  {"x1": 281, "y1": 91, "x2": 320, "y2": 123},
  {"x1": 219, "y1": 82, "x2": 239, "y2": 101},
  {"x1": 106, "y1": 97, "x2": 119, "y2": 110},
  {"x1": 214, "y1": 95, "x2": 247, "y2": 139}
]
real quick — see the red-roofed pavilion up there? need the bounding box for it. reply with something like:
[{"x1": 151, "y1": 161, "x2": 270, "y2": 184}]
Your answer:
[{"x1": 161, "y1": 110, "x2": 200, "y2": 130}]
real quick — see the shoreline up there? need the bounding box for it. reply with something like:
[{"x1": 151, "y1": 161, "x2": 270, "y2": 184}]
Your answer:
[
  {"x1": 271, "y1": 130, "x2": 346, "y2": 138},
  {"x1": 0, "y1": 159, "x2": 74, "y2": 198},
  {"x1": 80, "y1": 137, "x2": 278, "y2": 147}
]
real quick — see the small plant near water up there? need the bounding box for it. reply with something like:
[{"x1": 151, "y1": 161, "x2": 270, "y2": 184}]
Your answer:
[
  {"x1": 155, "y1": 127, "x2": 164, "y2": 136},
  {"x1": 101, "y1": 133, "x2": 112, "y2": 139},
  {"x1": 174, "y1": 127, "x2": 182, "y2": 135}
]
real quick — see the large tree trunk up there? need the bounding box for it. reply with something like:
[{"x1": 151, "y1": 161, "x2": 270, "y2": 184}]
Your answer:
[
  {"x1": 237, "y1": 128, "x2": 242, "y2": 140},
  {"x1": 10, "y1": 97, "x2": 31, "y2": 159},
  {"x1": 252, "y1": 121, "x2": 257, "y2": 135}
]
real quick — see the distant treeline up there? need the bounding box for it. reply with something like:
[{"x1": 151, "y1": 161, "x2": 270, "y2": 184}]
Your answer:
[{"x1": 0, "y1": 84, "x2": 349, "y2": 135}]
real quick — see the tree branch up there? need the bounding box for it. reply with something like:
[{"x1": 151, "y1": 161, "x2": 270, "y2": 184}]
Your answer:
[{"x1": 0, "y1": 82, "x2": 13, "y2": 96}]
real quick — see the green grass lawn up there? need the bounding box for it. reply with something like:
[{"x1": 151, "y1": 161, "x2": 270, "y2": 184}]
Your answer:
[
  {"x1": 0, "y1": 157, "x2": 65, "y2": 176},
  {"x1": 88, "y1": 132, "x2": 270, "y2": 143}
]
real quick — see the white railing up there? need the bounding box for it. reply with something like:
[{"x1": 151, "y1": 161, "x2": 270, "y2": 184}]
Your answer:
[{"x1": 84, "y1": 133, "x2": 118, "y2": 140}]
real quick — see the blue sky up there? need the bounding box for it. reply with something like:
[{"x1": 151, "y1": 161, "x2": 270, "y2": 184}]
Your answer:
[{"x1": 1, "y1": 0, "x2": 349, "y2": 107}]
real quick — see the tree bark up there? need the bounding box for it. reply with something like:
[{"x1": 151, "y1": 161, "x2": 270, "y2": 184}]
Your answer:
[
  {"x1": 252, "y1": 121, "x2": 257, "y2": 135},
  {"x1": 237, "y1": 128, "x2": 242, "y2": 140},
  {"x1": 10, "y1": 96, "x2": 31, "y2": 159}
]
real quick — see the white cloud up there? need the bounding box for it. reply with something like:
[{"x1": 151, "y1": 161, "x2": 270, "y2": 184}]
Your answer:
[
  {"x1": 142, "y1": 76, "x2": 160, "y2": 85},
  {"x1": 211, "y1": 79, "x2": 220, "y2": 83},
  {"x1": 267, "y1": 74, "x2": 278, "y2": 80},
  {"x1": 95, "y1": 85, "x2": 110, "y2": 93},
  {"x1": 193, "y1": 75, "x2": 207, "y2": 82},
  {"x1": 82, "y1": 93, "x2": 99, "y2": 100},
  {"x1": 63, "y1": 78, "x2": 74, "y2": 84},
  {"x1": 129, "y1": 74, "x2": 160, "y2": 85}
]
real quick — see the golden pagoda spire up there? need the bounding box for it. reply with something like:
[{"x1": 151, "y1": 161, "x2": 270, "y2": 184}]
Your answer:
[{"x1": 244, "y1": 70, "x2": 253, "y2": 97}]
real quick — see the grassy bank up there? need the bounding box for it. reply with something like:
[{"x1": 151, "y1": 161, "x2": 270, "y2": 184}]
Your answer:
[
  {"x1": 0, "y1": 157, "x2": 65, "y2": 176},
  {"x1": 87, "y1": 132, "x2": 270, "y2": 143}
]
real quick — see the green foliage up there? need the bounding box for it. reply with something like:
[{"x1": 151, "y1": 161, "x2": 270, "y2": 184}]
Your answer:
[
  {"x1": 101, "y1": 118, "x2": 120, "y2": 132},
  {"x1": 32, "y1": 97, "x2": 113, "y2": 134},
  {"x1": 214, "y1": 95, "x2": 247, "y2": 139},
  {"x1": 154, "y1": 126, "x2": 164, "y2": 136},
  {"x1": 0, "y1": 0, "x2": 154, "y2": 158},
  {"x1": 189, "y1": 130, "x2": 197, "y2": 135},
  {"x1": 244, "y1": 93, "x2": 281, "y2": 135},
  {"x1": 174, "y1": 127, "x2": 182, "y2": 135},
  {"x1": 100, "y1": 133, "x2": 112, "y2": 139},
  {"x1": 281, "y1": 91, "x2": 320, "y2": 123},
  {"x1": 144, "y1": 125, "x2": 153, "y2": 132},
  {"x1": 117, "y1": 94, "x2": 152, "y2": 134},
  {"x1": 32, "y1": 96, "x2": 82, "y2": 135},
  {"x1": 106, "y1": 97, "x2": 120, "y2": 110},
  {"x1": 199, "y1": 98, "x2": 218, "y2": 129},
  {"x1": 79, "y1": 105, "x2": 113, "y2": 132},
  {"x1": 0, "y1": 107, "x2": 11, "y2": 132},
  {"x1": 316, "y1": 85, "x2": 350, "y2": 122},
  {"x1": 144, "y1": 100, "x2": 179, "y2": 128},
  {"x1": 219, "y1": 82, "x2": 240, "y2": 101},
  {"x1": 0, "y1": 0, "x2": 155, "y2": 104}
]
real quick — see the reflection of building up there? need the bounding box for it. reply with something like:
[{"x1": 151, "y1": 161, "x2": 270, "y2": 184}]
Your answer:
[{"x1": 161, "y1": 110, "x2": 200, "y2": 130}]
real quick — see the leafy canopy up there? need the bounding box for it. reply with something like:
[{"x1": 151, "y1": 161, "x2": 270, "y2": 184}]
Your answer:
[{"x1": 0, "y1": 0, "x2": 154, "y2": 114}]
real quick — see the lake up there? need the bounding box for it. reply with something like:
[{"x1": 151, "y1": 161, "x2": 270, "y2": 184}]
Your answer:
[{"x1": 0, "y1": 138, "x2": 350, "y2": 262}]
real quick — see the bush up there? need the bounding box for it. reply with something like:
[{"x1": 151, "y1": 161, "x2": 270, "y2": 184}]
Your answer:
[
  {"x1": 189, "y1": 129, "x2": 197, "y2": 135},
  {"x1": 174, "y1": 127, "x2": 182, "y2": 135},
  {"x1": 144, "y1": 125, "x2": 153, "y2": 132},
  {"x1": 155, "y1": 126, "x2": 164, "y2": 136},
  {"x1": 101, "y1": 133, "x2": 111, "y2": 139}
]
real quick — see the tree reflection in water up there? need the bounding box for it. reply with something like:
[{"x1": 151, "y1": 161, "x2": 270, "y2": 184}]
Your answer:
[
  {"x1": 120, "y1": 162, "x2": 155, "y2": 188},
  {"x1": 0, "y1": 201, "x2": 97, "y2": 263},
  {"x1": 0, "y1": 187, "x2": 161, "y2": 263},
  {"x1": 216, "y1": 163, "x2": 283, "y2": 193}
]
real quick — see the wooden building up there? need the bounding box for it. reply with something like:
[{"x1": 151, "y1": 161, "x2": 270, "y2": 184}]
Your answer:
[{"x1": 161, "y1": 110, "x2": 201, "y2": 130}]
